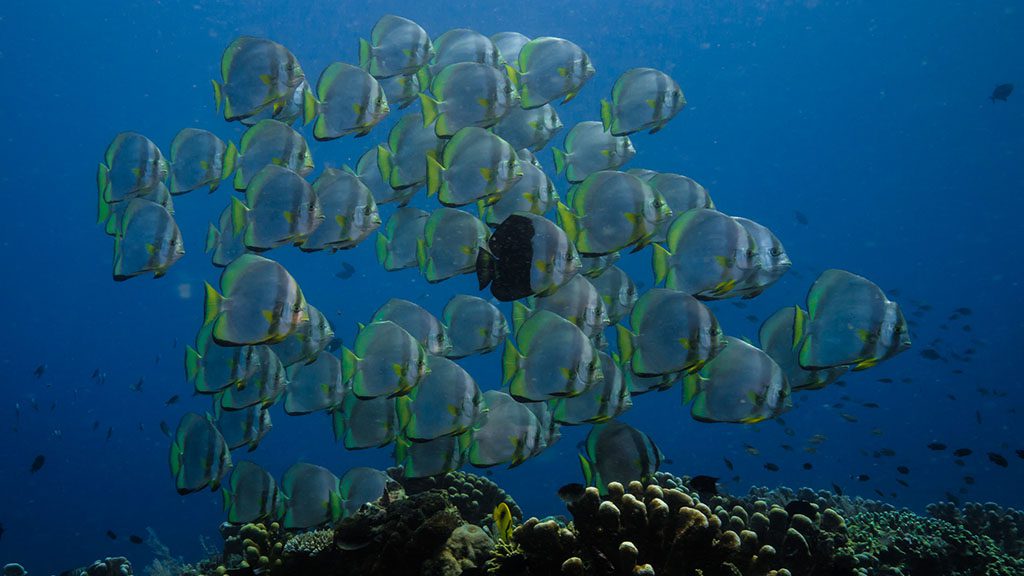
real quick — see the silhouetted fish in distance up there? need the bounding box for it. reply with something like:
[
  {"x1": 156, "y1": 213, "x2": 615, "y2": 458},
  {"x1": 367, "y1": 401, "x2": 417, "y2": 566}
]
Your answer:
[{"x1": 991, "y1": 83, "x2": 1013, "y2": 102}]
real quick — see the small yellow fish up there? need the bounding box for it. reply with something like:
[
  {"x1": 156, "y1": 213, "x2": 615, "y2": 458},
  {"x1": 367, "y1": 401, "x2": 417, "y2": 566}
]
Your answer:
[{"x1": 493, "y1": 502, "x2": 513, "y2": 542}]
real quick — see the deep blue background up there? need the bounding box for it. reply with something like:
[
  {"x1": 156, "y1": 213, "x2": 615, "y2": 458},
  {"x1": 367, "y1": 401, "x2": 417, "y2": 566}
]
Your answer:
[{"x1": 1, "y1": 1, "x2": 1022, "y2": 573}]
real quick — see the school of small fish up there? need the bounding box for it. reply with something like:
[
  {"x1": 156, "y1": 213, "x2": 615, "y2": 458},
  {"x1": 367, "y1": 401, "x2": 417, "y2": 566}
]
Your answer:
[{"x1": 94, "y1": 15, "x2": 923, "y2": 528}]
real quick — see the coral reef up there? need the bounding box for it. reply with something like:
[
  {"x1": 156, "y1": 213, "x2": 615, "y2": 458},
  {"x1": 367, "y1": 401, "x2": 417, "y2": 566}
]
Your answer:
[
  {"x1": 390, "y1": 468, "x2": 523, "y2": 528},
  {"x1": 847, "y1": 509, "x2": 1024, "y2": 575},
  {"x1": 489, "y1": 479, "x2": 856, "y2": 576},
  {"x1": 61, "y1": 558, "x2": 132, "y2": 576},
  {"x1": 927, "y1": 501, "x2": 1024, "y2": 558},
  {"x1": 218, "y1": 521, "x2": 288, "y2": 573},
  {"x1": 3, "y1": 565, "x2": 27, "y2": 576}
]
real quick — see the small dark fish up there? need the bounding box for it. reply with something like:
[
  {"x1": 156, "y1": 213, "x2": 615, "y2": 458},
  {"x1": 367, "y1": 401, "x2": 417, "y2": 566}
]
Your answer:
[
  {"x1": 165, "y1": 395, "x2": 180, "y2": 406},
  {"x1": 730, "y1": 302, "x2": 748, "y2": 309},
  {"x1": 988, "y1": 452, "x2": 1009, "y2": 467},
  {"x1": 853, "y1": 474, "x2": 870, "y2": 482},
  {"x1": 723, "y1": 458, "x2": 734, "y2": 471},
  {"x1": 780, "y1": 444, "x2": 794, "y2": 452},
  {"x1": 783, "y1": 427, "x2": 796, "y2": 437},
  {"x1": 955, "y1": 306, "x2": 972, "y2": 315},
  {"x1": 975, "y1": 411, "x2": 982, "y2": 424},
  {"x1": 920, "y1": 349, "x2": 944, "y2": 361},
  {"x1": 873, "y1": 489, "x2": 885, "y2": 498},
  {"x1": 896, "y1": 478, "x2": 909, "y2": 487},
  {"x1": 688, "y1": 475, "x2": 719, "y2": 495},
  {"x1": 0, "y1": 522, "x2": 4, "y2": 541},
  {"x1": 335, "y1": 262, "x2": 356, "y2": 280},
  {"x1": 106, "y1": 530, "x2": 117, "y2": 540},
  {"x1": 1016, "y1": 449, "x2": 1024, "y2": 460},
  {"x1": 33, "y1": 364, "x2": 46, "y2": 378},
  {"x1": 557, "y1": 483, "x2": 586, "y2": 503},
  {"x1": 927, "y1": 442, "x2": 947, "y2": 451},
  {"x1": 137, "y1": 422, "x2": 145, "y2": 432},
  {"x1": 50, "y1": 401, "x2": 56, "y2": 412},
  {"x1": 862, "y1": 402, "x2": 880, "y2": 409},
  {"x1": 129, "y1": 377, "x2": 144, "y2": 392},
  {"x1": 953, "y1": 448, "x2": 973, "y2": 457},
  {"x1": 785, "y1": 500, "x2": 817, "y2": 518},
  {"x1": 877, "y1": 448, "x2": 896, "y2": 457},
  {"x1": 962, "y1": 325, "x2": 972, "y2": 333},
  {"x1": 29, "y1": 454, "x2": 45, "y2": 473},
  {"x1": 802, "y1": 462, "x2": 813, "y2": 470},
  {"x1": 945, "y1": 492, "x2": 961, "y2": 505},
  {"x1": 155, "y1": 354, "x2": 161, "y2": 366},
  {"x1": 172, "y1": 337, "x2": 178, "y2": 348},
  {"x1": 877, "y1": 378, "x2": 893, "y2": 384},
  {"x1": 129, "y1": 534, "x2": 144, "y2": 544},
  {"x1": 833, "y1": 402, "x2": 845, "y2": 409},
  {"x1": 954, "y1": 459, "x2": 965, "y2": 467},
  {"x1": 963, "y1": 475, "x2": 975, "y2": 485},
  {"x1": 947, "y1": 394, "x2": 957, "y2": 401},
  {"x1": 744, "y1": 444, "x2": 759, "y2": 456},
  {"x1": 831, "y1": 482, "x2": 843, "y2": 496},
  {"x1": 764, "y1": 462, "x2": 780, "y2": 472},
  {"x1": 840, "y1": 413, "x2": 858, "y2": 423},
  {"x1": 91, "y1": 368, "x2": 101, "y2": 379},
  {"x1": 159, "y1": 421, "x2": 171, "y2": 437},
  {"x1": 92, "y1": 420, "x2": 100, "y2": 431},
  {"x1": 794, "y1": 210, "x2": 809, "y2": 225},
  {"x1": 106, "y1": 426, "x2": 113, "y2": 441},
  {"x1": 744, "y1": 314, "x2": 758, "y2": 323},
  {"x1": 991, "y1": 83, "x2": 1014, "y2": 102}
]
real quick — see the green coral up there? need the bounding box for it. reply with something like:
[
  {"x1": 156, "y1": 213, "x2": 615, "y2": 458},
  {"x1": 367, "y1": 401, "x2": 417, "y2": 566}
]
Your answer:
[{"x1": 847, "y1": 509, "x2": 1024, "y2": 576}]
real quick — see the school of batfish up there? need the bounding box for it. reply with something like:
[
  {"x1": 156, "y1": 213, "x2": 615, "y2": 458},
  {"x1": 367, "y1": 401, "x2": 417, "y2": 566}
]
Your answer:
[{"x1": 95, "y1": 15, "x2": 911, "y2": 528}]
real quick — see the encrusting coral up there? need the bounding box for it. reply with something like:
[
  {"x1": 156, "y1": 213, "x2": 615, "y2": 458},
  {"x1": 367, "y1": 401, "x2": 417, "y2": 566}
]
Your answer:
[{"x1": 390, "y1": 468, "x2": 523, "y2": 528}]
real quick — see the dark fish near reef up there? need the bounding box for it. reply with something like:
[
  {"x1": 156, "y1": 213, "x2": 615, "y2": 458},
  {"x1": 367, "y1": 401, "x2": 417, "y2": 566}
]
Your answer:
[
  {"x1": 160, "y1": 421, "x2": 171, "y2": 437},
  {"x1": 129, "y1": 534, "x2": 144, "y2": 544},
  {"x1": 106, "y1": 530, "x2": 117, "y2": 540},
  {"x1": 785, "y1": 500, "x2": 817, "y2": 518},
  {"x1": 29, "y1": 454, "x2": 45, "y2": 473},
  {"x1": 557, "y1": 483, "x2": 586, "y2": 503},
  {"x1": 896, "y1": 478, "x2": 909, "y2": 488},
  {"x1": 764, "y1": 463, "x2": 780, "y2": 472},
  {"x1": 335, "y1": 262, "x2": 356, "y2": 280},
  {"x1": 897, "y1": 466, "x2": 910, "y2": 474},
  {"x1": 831, "y1": 483, "x2": 843, "y2": 496},
  {"x1": 988, "y1": 452, "x2": 1009, "y2": 467},
  {"x1": 34, "y1": 364, "x2": 46, "y2": 378},
  {"x1": 963, "y1": 476, "x2": 975, "y2": 485},
  {"x1": 723, "y1": 458, "x2": 734, "y2": 471},
  {"x1": 927, "y1": 442, "x2": 947, "y2": 451},
  {"x1": 803, "y1": 462, "x2": 813, "y2": 470},
  {"x1": 688, "y1": 475, "x2": 719, "y2": 495},
  {"x1": 953, "y1": 448, "x2": 973, "y2": 457},
  {"x1": 106, "y1": 427, "x2": 113, "y2": 441},
  {"x1": 991, "y1": 83, "x2": 1013, "y2": 102},
  {"x1": 165, "y1": 395, "x2": 180, "y2": 406},
  {"x1": 920, "y1": 348, "x2": 943, "y2": 361},
  {"x1": 853, "y1": 474, "x2": 870, "y2": 482},
  {"x1": 794, "y1": 210, "x2": 808, "y2": 225}
]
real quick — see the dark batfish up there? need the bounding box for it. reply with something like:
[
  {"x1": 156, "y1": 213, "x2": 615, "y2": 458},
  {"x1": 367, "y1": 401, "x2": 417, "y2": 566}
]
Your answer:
[
  {"x1": 106, "y1": 530, "x2": 117, "y2": 540},
  {"x1": 785, "y1": 500, "x2": 817, "y2": 518},
  {"x1": 29, "y1": 454, "x2": 45, "y2": 473},
  {"x1": 688, "y1": 475, "x2": 719, "y2": 495},
  {"x1": 764, "y1": 463, "x2": 780, "y2": 472},
  {"x1": 953, "y1": 448, "x2": 972, "y2": 457},
  {"x1": 794, "y1": 210, "x2": 808, "y2": 225},
  {"x1": 991, "y1": 83, "x2": 1013, "y2": 102},
  {"x1": 129, "y1": 534, "x2": 144, "y2": 544},
  {"x1": 927, "y1": 442, "x2": 947, "y2": 451},
  {"x1": 557, "y1": 483, "x2": 586, "y2": 503},
  {"x1": 335, "y1": 262, "x2": 356, "y2": 280},
  {"x1": 803, "y1": 462, "x2": 813, "y2": 470},
  {"x1": 988, "y1": 452, "x2": 1009, "y2": 467}
]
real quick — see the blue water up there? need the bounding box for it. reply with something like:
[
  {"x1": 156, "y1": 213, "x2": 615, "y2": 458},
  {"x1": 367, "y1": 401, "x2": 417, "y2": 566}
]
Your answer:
[{"x1": 2, "y1": 1, "x2": 1022, "y2": 573}]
